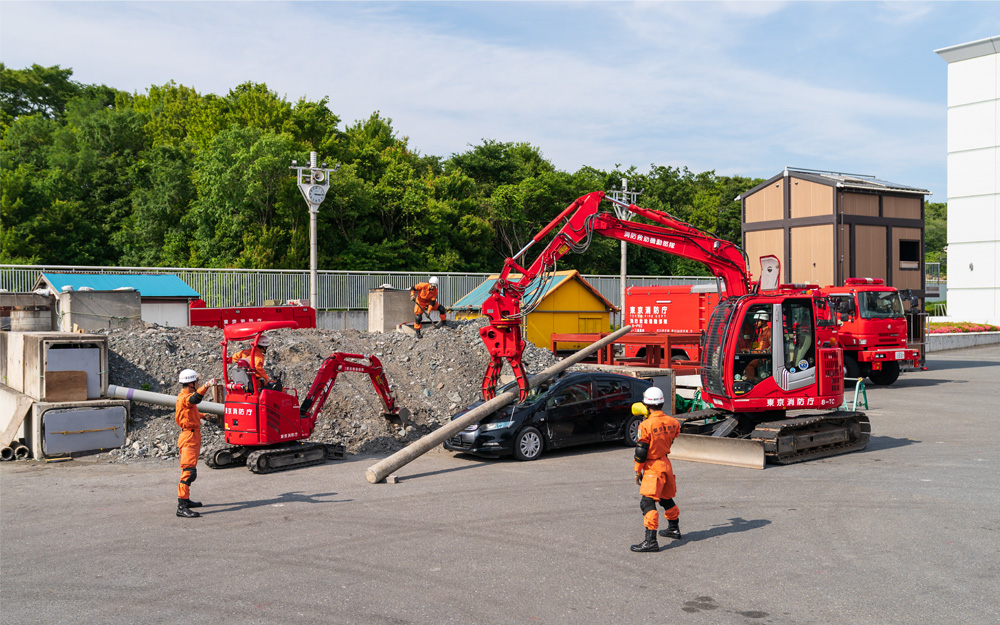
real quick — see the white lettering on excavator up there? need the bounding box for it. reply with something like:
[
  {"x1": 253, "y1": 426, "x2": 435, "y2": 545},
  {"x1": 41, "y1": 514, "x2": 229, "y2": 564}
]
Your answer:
[{"x1": 623, "y1": 231, "x2": 676, "y2": 250}]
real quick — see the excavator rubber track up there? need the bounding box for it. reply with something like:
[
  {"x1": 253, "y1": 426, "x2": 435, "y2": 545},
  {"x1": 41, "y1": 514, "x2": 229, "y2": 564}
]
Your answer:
[
  {"x1": 675, "y1": 409, "x2": 870, "y2": 467},
  {"x1": 751, "y1": 410, "x2": 870, "y2": 464},
  {"x1": 204, "y1": 444, "x2": 251, "y2": 469},
  {"x1": 246, "y1": 442, "x2": 346, "y2": 474}
]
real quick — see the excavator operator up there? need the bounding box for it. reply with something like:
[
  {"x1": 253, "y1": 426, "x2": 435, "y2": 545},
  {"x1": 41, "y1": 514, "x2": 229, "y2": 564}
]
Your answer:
[
  {"x1": 630, "y1": 386, "x2": 683, "y2": 553},
  {"x1": 175, "y1": 368, "x2": 216, "y2": 518},
  {"x1": 230, "y1": 334, "x2": 279, "y2": 390},
  {"x1": 409, "y1": 276, "x2": 448, "y2": 339}
]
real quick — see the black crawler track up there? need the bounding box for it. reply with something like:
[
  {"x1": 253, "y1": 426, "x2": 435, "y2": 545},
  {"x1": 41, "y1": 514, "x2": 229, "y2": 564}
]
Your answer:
[{"x1": 205, "y1": 442, "x2": 346, "y2": 473}]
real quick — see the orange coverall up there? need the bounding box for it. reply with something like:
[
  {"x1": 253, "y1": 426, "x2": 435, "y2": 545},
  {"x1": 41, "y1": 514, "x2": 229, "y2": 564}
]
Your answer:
[
  {"x1": 231, "y1": 348, "x2": 269, "y2": 382},
  {"x1": 634, "y1": 409, "x2": 681, "y2": 530},
  {"x1": 175, "y1": 383, "x2": 210, "y2": 500},
  {"x1": 410, "y1": 283, "x2": 446, "y2": 331}
]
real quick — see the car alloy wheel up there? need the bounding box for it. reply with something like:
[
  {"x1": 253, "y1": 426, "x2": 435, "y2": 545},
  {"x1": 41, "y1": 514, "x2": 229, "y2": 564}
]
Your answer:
[
  {"x1": 624, "y1": 415, "x2": 643, "y2": 446},
  {"x1": 513, "y1": 426, "x2": 543, "y2": 461}
]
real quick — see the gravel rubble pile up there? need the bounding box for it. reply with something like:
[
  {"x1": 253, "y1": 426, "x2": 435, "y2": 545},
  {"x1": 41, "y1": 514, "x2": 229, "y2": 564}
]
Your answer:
[{"x1": 100, "y1": 318, "x2": 561, "y2": 464}]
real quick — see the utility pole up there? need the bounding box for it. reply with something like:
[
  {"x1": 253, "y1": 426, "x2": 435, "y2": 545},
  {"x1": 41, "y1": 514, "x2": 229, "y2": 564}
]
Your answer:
[
  {"x1": 608, "y1": 179, "x2": 642, "y2": 327},
  {"x1": 291, "y1": 151, "x2": 338, "y2": 310}
]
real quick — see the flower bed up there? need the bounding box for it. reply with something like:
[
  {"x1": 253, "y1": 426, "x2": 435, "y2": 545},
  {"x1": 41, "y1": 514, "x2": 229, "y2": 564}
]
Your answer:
[{"x1": 927, "y1": 322, "x2": 1000, "y2": 334}]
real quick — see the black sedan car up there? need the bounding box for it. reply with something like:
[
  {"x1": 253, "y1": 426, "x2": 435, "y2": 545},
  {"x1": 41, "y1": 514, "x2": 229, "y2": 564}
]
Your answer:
[{"x1": 443, "y1": 371, "x2": 654, "y2": 461}]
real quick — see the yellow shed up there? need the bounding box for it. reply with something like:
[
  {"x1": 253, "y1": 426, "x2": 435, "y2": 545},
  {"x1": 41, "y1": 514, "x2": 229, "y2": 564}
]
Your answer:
[{"x1": 450, "y1": 270, "x2": 618, "y2": 349}]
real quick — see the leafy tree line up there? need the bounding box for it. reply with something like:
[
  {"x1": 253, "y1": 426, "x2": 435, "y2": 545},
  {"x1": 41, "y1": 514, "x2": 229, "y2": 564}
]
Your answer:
[{"x1": 3, "y1": 63, "x2": 942, "y2": 277}]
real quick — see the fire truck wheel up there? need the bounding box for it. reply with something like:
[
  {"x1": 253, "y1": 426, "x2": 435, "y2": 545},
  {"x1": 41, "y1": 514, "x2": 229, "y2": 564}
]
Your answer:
[
  {"x1": 868, "y1": 361, "x2": 900, "y2": 386},
  {"x1": 844, "y1": 354, "x2": 862, "y2": 380}
]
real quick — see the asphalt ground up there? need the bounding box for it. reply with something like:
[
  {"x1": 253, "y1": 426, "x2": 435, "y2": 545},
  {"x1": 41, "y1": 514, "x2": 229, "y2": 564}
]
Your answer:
[{"x1": 2, "y1": 345, "x2": 998, "y2": 625}]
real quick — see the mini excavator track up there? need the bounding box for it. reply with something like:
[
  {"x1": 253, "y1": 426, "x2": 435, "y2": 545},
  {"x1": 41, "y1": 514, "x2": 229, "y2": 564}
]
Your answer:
[
  {"x1": 206, "y1": 442, "x2": 346, "y2": 473},
  {"x1": 247, "y1": 443, "x2": 344, "y2": 474}
]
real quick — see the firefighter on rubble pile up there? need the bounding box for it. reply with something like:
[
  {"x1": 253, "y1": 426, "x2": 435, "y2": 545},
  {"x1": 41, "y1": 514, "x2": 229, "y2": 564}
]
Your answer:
[
  {"x1": 409, "y1": 276, "x2": 448, "y2": 339},
  {"x1": 175, "y1": 369, "x2": 216, "y2": 519},
  {"x1": 630, "y1": 386, "x2": 683, "y2": 552}
]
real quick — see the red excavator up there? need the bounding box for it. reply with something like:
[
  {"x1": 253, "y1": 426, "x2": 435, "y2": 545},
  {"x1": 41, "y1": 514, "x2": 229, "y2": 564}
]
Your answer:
[
  {"x1": 479, "y1": 191, "x2": 869, "y2": 466},
  {"x1": 205, "y1": 320, "x2": 406, "y2": 473}
]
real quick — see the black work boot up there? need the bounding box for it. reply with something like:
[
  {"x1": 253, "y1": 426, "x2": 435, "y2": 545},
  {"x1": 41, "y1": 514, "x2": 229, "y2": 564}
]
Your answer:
[
  {"x1": 177, "y1": 498, "x2": 200, "y2": 518},
  {"x1": 414, "y1": 328, "x2": 422, "y2": 339},
  {"x1": 184, "y1": 499, "x2": 203, "y2": 508},
  {"x1": 659, "y1": 519, "x2": 682, "y2": 540},
  {"x1": 630, "y1": 528, "x2": 659, "y2": 552}
]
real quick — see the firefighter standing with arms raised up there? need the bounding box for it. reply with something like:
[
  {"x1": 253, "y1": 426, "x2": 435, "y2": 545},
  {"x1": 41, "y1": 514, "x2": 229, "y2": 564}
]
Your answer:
[
  {"x1": 631, "y1": 386, "x2": 683, "y2": 552},
  {"x1": 175, "y1": 369, "x2": 215, "y2": 518},
  {"x1": 409, "y1": 277, "x2": 448, "y2": 339}
]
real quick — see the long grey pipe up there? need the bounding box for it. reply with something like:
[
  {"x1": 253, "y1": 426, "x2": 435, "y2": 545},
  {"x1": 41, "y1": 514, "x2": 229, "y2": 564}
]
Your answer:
[
  {"x1": 365, "y1": 325, "x2": 633, "y2": 483},
  {"x1": 107, "y1": 385, "x2": 225, "y2": 416}
]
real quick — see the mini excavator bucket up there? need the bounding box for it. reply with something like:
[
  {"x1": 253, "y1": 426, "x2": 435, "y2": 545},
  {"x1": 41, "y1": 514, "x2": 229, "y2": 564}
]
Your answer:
[{"x1": 383, "y1": 407, "x2": 411, "y2": 427}]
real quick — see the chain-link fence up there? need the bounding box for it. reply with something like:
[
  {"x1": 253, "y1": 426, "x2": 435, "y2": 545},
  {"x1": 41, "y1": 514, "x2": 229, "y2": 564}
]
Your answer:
[{"x1": 1, "y1": 264, "x2": 715, "y2": 311}]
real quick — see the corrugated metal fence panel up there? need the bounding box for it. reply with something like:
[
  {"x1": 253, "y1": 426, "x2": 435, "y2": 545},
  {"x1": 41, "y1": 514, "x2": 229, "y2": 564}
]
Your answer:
[{"x1": 1, "y1": 265, "x2": 714, "y2": 311}]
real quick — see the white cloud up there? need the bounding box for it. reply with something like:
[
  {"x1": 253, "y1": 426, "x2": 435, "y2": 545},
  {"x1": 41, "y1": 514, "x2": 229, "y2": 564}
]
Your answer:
[{"x1": 0, "y1": 1, "x2": 953, "y2": 193}]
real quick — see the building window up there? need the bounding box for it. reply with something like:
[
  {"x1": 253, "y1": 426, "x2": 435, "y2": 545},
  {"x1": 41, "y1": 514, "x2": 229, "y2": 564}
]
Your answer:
[{"x1": 899, "y1": 239, "x2": 920, "y2": 270}]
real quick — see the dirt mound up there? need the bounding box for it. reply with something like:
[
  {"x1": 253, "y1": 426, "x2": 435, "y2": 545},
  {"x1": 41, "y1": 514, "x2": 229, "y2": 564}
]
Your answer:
[{"x1": 103, "y1": 318, "x2": 560, "y2": 463}]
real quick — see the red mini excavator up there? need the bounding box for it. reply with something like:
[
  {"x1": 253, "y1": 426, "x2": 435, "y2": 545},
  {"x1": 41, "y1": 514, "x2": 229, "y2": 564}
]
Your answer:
[
  {"x1": 205, "y1": 320, "x2": 406, "y2": 473},
  {"x1": 479, "y1": 191, "x2": 869, "y2": 467}
]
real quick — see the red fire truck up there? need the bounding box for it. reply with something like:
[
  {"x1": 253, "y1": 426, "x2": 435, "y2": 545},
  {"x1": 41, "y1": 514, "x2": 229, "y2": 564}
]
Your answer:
[
  {"x1": 819, "y1": 278, "x2": 920, "y2": 385},
  {"x1": 189, "y1": 299, "x2": 317, "y2": 329}
]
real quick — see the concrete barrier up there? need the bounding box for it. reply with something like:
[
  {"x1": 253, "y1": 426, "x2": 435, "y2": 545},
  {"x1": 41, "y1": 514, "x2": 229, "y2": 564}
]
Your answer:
[{"x1": 926, "y1": 332, "x2": 1000, "y2": 352}]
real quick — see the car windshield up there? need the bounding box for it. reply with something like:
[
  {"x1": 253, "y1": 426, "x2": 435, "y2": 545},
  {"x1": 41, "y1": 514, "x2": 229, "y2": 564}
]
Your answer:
[
  {"x1": 858, "y1": 290, "x2": 904, "y2": 319},
  {"x1": 498, "y1": 378, "x2": 558, "y2": 405}
]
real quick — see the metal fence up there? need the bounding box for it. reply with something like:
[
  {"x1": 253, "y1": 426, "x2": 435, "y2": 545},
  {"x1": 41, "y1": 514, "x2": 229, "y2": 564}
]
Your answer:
[{"x1": 1, "y1": 264, "x2": 715, "y2": 311}]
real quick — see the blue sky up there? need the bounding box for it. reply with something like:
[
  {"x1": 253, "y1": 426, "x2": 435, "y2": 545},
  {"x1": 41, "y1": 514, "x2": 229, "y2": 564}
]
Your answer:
[{"x1": 2, "y1": 1, "x2": 999, "y2": 199}]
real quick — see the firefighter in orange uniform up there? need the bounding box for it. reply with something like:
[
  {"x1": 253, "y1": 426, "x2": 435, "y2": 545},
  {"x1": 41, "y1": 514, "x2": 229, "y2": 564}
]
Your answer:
[
  {"x1": 230, "y1": 334, "x2": 271, "y2": 383},
  {"x1": 409, "y1": 276, "x2": 448, "y2": 339},
  {"x1": 631, "y1": 386, "x2": 683, "y2": 552},
  {"x1": 175, "y1": 369, "x2": 215, "y2": 518}
]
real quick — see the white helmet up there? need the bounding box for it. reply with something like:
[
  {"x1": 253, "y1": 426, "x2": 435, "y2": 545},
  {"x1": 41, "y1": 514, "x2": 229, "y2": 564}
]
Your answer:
[
  {"x1": 257, "y1": 335, "x2": 271, "y2": 347},
  {"x1": 429, "y1": 276, "x2": 439, "y2": 286},
  {"x1": 178, "y1": 369, "x2": 199, "y2": 384},
  {"x1": 642, "y1": 386, "x2": 665, "y2": 406}
]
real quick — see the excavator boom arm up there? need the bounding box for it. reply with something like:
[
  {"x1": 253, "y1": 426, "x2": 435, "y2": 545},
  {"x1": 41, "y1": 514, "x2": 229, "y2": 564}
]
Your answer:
[
  {"x1": 300, "y1": 353, "x2": 398, "y2": 422},
  {"x1": 480, "y1": 191, "x2": 751, "y2": 401}
]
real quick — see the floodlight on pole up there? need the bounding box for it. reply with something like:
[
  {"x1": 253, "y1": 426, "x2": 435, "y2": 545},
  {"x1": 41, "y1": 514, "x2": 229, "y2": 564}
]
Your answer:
[{"x1": 291, "y1": 151, "x2": 339, "y2": 310}]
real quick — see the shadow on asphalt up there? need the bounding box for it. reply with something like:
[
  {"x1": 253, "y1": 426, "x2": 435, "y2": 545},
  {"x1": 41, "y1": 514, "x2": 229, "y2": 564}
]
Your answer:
[
  {"x1": 199, "y1": 490, "x2": 350, "y2": 514},
  {"x1": 659, "y1": 517, "x2": 771, "y2": 550},
  {"x1": 882, "y1": 378, "x2": 967, "y2": 388},
  {"x1": 922, "y1": 358, "x2": 999, "y2": 372},
  {"x1": 403, "y1": 460, "x2": 492, "y2": 480},
  {"x1": 862, "y1": 435, "x2": 919, "y2": 453}
]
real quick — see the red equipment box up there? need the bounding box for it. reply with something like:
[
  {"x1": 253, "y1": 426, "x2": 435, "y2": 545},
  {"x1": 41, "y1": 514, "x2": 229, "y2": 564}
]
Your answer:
[{"x1": 189, "y1": 300, "x2": 317, "y2": 329}]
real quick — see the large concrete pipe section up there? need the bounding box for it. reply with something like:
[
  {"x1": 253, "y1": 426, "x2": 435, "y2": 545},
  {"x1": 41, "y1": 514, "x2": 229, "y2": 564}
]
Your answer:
[
  {"x1": 107, "y1": 385, "x2": 225, "y2": 416},
  {"x1": 365, "y1": 326, "x2": 633, "y2": 484}
]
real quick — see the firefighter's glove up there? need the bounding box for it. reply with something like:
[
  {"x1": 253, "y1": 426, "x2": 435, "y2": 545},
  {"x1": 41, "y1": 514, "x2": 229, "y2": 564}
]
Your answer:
[
  {"x1": 410, "y1": 294, "x2": 416, "y2": 301},
  {"x1": 635, "y1": 472, "x2": 643, "y2": 486},
  {"x1": 631, "y1": 402, "x2": 649, "y2": 418},
  {"x1": 206, "y1": 378, "x2": 218, "y2": 387}
]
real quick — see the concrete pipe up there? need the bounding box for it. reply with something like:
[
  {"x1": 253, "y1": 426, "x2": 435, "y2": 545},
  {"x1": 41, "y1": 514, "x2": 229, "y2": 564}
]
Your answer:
[
  {"x1": 13, "y1": 444, "x2": 30, "y2": 460},
  {"x1": 1, "y1": 446, "x2": 14, "y2": 461},
  {"x1": 107, "y1": 385, "x2": 225, "y2": 416},
  {"x1": 365, "y1": 326, "x2": 633, "y2": 484}
]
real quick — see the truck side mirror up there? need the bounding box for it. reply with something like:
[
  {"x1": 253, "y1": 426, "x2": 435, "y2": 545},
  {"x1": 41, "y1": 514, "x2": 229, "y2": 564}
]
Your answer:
[{"x1": 910, "y1": 295, "x2": 919, "y2": 309}]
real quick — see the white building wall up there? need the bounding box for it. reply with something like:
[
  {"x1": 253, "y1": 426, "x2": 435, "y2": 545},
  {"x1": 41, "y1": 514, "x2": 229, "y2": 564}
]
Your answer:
[{"x1": 937, "y1": 37, "x2": 1000, "y2": 325}]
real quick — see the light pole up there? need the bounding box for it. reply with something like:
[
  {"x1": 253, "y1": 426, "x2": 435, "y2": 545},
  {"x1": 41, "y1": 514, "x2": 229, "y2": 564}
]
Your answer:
[
  {"x1": 608, "y1": 179, "x2": 642, "y2": 326},
  {"x1": 291, "y1": 151, "x2": 338, "y2": 310}
]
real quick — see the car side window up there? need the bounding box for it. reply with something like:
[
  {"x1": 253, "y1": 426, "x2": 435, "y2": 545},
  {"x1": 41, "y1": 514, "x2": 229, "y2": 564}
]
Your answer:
[
  {"x1": 547, "y1": 382, "x2": 592, "y2": 408},
  {"x1": 595, "y1": 378, "x2": 630, "y2": 398}
]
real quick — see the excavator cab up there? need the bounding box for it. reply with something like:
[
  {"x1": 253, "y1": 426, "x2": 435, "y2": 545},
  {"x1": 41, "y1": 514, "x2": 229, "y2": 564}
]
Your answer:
[{"x1": 701, "y1": 293, "x2": 843, "y2": 414}]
